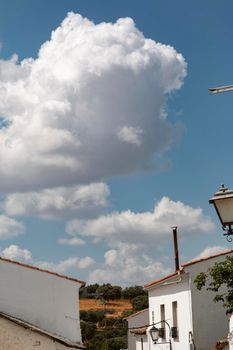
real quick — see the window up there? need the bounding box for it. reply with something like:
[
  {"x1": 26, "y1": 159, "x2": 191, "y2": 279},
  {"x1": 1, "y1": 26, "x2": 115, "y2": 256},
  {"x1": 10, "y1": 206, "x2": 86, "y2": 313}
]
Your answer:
[
  {"x1": 160, "y1": 304, "x2": 166, "y2": 339},
  {"x1": 172, "y1": 301, "x2": 179, "y2": 340},
  {"x1": 152, "y1": 310, "x2": 155, "y2": 324}
]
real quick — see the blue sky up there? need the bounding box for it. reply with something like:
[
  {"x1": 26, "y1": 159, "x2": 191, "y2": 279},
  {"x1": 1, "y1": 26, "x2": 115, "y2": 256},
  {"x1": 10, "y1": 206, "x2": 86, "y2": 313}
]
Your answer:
[{"x1": 0, "y1": 0, "x2": 232, "y2": 285}]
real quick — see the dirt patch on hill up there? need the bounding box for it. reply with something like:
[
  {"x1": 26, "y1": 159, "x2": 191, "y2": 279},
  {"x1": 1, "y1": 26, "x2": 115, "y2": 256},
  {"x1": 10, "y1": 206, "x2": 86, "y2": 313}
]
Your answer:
[{"x1": 80, "y1": 298, "x2": 132, "y2": 317}]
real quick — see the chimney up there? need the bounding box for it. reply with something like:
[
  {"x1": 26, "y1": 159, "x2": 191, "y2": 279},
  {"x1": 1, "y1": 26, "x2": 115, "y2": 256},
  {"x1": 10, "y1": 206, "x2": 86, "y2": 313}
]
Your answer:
[{"x1": 172, "y1": 226, "x2": 180, "y2": 271}]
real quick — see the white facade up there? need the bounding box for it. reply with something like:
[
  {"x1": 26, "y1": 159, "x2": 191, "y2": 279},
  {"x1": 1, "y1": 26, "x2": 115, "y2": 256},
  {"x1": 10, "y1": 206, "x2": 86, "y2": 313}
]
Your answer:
[
  {"x1": 0, "y1": 257, "x2": 84, "y2": 345},
  {"x1": 228, "y1": 314, "x2": 233, "y2": 350},
  {"x1": 186, "y1": 256, "x2": 231, "y2": 350},
  {"x1": 147, "y1": 272, "x2": 193, "y2": 350},
  {"x1": 126, "y1": 309, "x2": 149, "y2": 350},
  {"x1": 136, "y1": 336, "x2": 148, "y2": 350},
  {"x1": 145, "y1": 250, "x2": 233, "y2": 350}
]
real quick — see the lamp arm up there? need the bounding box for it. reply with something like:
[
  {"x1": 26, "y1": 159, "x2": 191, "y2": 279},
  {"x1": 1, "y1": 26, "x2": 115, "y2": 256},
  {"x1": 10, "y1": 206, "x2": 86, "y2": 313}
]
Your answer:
[
  {"x1": 128, "y1": 319, "x2": 171, "y2": 331},
  {"x1": 161, "y1": 319, "x2": 171, "y2": 332},
  {"x1": 222, "y1": 225, "x2": 233, "y2": 242},
  {"x1": 153, "y1": 320, "x2": 172, "y2": 350},
  {"x1": 129, "y1": 320, "x2": 173, "y2": 350},
  {"x1": 162, "y1": 320, "x2": 172, "y2": 350}
]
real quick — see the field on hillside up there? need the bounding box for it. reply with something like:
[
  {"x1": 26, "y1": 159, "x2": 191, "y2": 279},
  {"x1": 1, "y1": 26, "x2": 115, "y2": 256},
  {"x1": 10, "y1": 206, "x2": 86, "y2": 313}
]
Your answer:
[{"x1": 80, "y1": 298, "x2": 132, "y2": 317}]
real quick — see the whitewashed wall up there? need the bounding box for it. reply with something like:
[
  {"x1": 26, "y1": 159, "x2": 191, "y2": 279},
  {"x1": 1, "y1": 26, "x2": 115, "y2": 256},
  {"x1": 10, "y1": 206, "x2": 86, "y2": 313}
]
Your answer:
[
  {"x1": 228, "y1": 314, "x2": 233, "y2": 350},
  {"x1": 148, "y1": 273, "x2": 193, "y2": 350},
  {"x1": 135, "y1": 335, "x2": 148, "y2": 350},
  {"x1": 187, "y1": 253, "x2": 233, "y2": 350},
  {"x1": 147, "y1": 252, "x2": 233, "y2": 350},
  {"x1": 0, "y1": 259, "x2": 82, "y2": 343},
  {"x1": 127, "y1": 309, "x2": 149, "y2": 350}
]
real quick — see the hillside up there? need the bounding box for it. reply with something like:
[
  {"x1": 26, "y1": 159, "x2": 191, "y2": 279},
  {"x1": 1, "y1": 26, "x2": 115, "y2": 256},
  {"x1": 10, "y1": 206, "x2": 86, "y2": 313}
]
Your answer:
[{"x1": 80, "y1": 298, "x2": 132, "y2": 318}]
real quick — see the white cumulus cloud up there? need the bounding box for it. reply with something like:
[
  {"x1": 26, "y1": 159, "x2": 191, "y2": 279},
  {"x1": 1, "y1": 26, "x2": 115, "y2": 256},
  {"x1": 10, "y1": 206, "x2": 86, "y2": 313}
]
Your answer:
[
  {"x1": 0, "y1": 244, "x2": 94, "y2": 274},
  {"x1": 38, "y1": 256, "x2": 95, "y2": 273},
  {"x1": 88, "y1": 242, "x2": 171, "y2": 285},
  {"x1": 0, "y1": 215, "x2": 24, "y2": 240},
  {"x1": 118, "y1": 126, "x2": 143, "y2": 146},
  {"x1": 4, "y1": 183, "x2": 110, "y2": 219},
  {"x1": 1, "y1": 244, "x2": 32, "y2": 262},
  {"x1": 66, "y1": 196, "x2": 214, "y2": 243},
  {"x1": 0, "y1": 12, "x2": 186, "y2": 192}
]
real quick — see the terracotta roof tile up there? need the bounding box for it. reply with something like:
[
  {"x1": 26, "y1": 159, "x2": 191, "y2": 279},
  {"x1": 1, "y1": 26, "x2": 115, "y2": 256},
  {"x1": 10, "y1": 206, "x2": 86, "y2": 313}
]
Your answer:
[
  {"x1": 0, "y1": 256, "x2": 85, "y2": 286},
  {"x1": 182, "y1": 249, "x2": 233, "y2": 268},
  {"x1": 144, "y1": 249, "x2": 233, "y2": 289},
  {"x1": 130, "y1": 326, "x2": 147, "y2": 335},
  {"x1": 144, "y1": 271, "x2": 179, "y2": 288}
]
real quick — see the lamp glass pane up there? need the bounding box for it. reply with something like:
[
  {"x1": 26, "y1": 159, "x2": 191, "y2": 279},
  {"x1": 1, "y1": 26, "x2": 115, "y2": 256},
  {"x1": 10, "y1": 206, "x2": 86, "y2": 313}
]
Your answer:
[
  {"x1": 215, "y1": 197, "x2": 233, "y2": 224},
  {"x1": 150, "y1": 327, "x2": 159, "y2": 342}
]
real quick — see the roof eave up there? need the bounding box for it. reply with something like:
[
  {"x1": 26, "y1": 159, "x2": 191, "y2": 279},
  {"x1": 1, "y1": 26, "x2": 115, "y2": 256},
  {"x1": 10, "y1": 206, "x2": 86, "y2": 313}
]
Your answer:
[
  {"x1": 144, "y1": 270, "x2": 182, "y2": 290},
  {"x1": 144, "y1": 249, "x2": 233, "y2": 290},
  {"x1": 182, "y1": 249, "x2": 233, "y2": 268},
  {"x1": 0, "y1": 257, "x2": 86, "y2": 286}
]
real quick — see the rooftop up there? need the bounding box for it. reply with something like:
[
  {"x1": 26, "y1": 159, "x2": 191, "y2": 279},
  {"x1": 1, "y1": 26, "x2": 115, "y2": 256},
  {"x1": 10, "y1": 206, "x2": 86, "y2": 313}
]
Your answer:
[
  {"x1": 144, "y1": 248, "x2": 233, "y2": 289},
  {"x1": 130, "y1": 326, "x2": 147, "y2": 335},
  {"x1": 0, "y1": 256, "x2": 85, "y2": 286},
  {"x1": 144, "y1": 271, "x2": 180, "y2": 289},
  {"x1": 124, "y1": 308, "x2": 149, "y2": 320},
  {"x1": 182, "y1": 249, "x2": 233, "y2": 268}
]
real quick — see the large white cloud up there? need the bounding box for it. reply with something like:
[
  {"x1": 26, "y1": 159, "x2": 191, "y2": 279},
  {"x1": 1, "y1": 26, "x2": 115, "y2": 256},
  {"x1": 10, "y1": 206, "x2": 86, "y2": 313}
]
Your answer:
[
  {"x1": 66, "y1": 196, "x2": 215, "y2": 244},
  {"x1": 0, "y1": 244, "x2": 95, "y2": 274},
  {"x1": 3, "y1": 182, "x2": 110, "y2": 219},
  {"x1": 0, "y1": 12, "x2": 186, "y2": 192},
  {"x1": 38, "y1": 256, "x2": 95, "y2": 273},
  {"x1": 1, "y1": 244, "x2": 32, "y2": 261},
  {"x1": 0, "y1": 215, "x2": 24, "y2": 240},
  {"x1": 65, "y1": 196, "x2": 214, "y2": 285},
  {"x1": 88, "y1": 242, "x2": 171, "y2": 285}
]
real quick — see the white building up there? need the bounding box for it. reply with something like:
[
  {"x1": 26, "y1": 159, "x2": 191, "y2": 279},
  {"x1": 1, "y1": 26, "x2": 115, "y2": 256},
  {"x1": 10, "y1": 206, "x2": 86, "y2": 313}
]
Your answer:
[
  {"x1": 126, "y1": 309, "x2": 149, "y2": 350},
  {"x1": 0, "y1": 256, "x2": 85, "y2": 349},
  {"x1": 228, "y1": 314, "x2": 233, "y2": 350},
  {"x1": 144, "y1": 249, "x2": 233, "y2": 350}
]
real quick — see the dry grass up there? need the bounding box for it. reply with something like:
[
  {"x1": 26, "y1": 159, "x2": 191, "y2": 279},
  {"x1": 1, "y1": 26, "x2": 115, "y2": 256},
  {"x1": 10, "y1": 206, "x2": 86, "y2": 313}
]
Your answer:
[{"x1": 80, "y1": 298, "x2": 132, "y2": 317}]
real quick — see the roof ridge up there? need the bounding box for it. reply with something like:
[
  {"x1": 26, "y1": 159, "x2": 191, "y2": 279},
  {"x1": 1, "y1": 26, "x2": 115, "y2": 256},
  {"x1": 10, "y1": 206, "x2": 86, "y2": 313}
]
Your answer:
[
  {"x1": 144, "y1": 248, "x2": 233, "y2": 289},
  {"x1": 182, "y1": 248, "x2": 233, "y2": 268},
  {"x1": 144, "y1": 271, "x2": 179, "y2": 289},
  {"x1": 124, "y1": 308, "x2": 149, "y2": 320},
  {"x1": 0, "y1": 256, "x2": 85, "y2": 286}
]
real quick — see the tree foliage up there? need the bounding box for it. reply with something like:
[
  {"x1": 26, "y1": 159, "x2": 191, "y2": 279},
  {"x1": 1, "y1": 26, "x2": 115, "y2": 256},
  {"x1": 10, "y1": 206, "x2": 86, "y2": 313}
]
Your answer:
[
  {"x1": 80, "y1": 282, "x2": 148, "y2": 349},
  {"x1": 122, "y1": 285, "x2": 146, "y2": 300},
  {"x1": 131, "y1": 294, "x2": 149, "y2": 312},
  {"x1": 80, "y1": 305, "x2": 128, "y2": 349},
  {"x1": 80, "y1": 283, "x2": 100, "y2": 298},
  {"x1": 96, "y1": 284, "x2": 122, "y2": 300},
  {"x1": 88, "y1": 333, "x2": 127, "y2": 350},
  {"x1": 80, "y1": 310, "x2": 106, "y2": 323},
  {"x1": 80, "y1": 321, "x2": 97, "y2": 341},
  {"x1": 194, "y1": 255, "x2": 233, "y2": 313},
  {"x1": 80, "y1": 283, "x2": 147, "y2": 301}
]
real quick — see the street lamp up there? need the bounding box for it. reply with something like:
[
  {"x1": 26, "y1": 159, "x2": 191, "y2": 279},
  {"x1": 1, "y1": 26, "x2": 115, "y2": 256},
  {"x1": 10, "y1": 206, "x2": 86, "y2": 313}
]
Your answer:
[
  {"x1": 209, "y1": 85, "x2": 233, "y2": 94},
  {"x1": 149, "y1": 326, "x2": 160, "y2": 343},
  {"x1": 209, "y1": 184, "x2": 233, "y2": 241},
  {"x1": 208, "y1": 86, "x2": 233, "y2": 240},
  {"x1": 149, "y1": 320, "x2": 172, "y2": 350}
]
